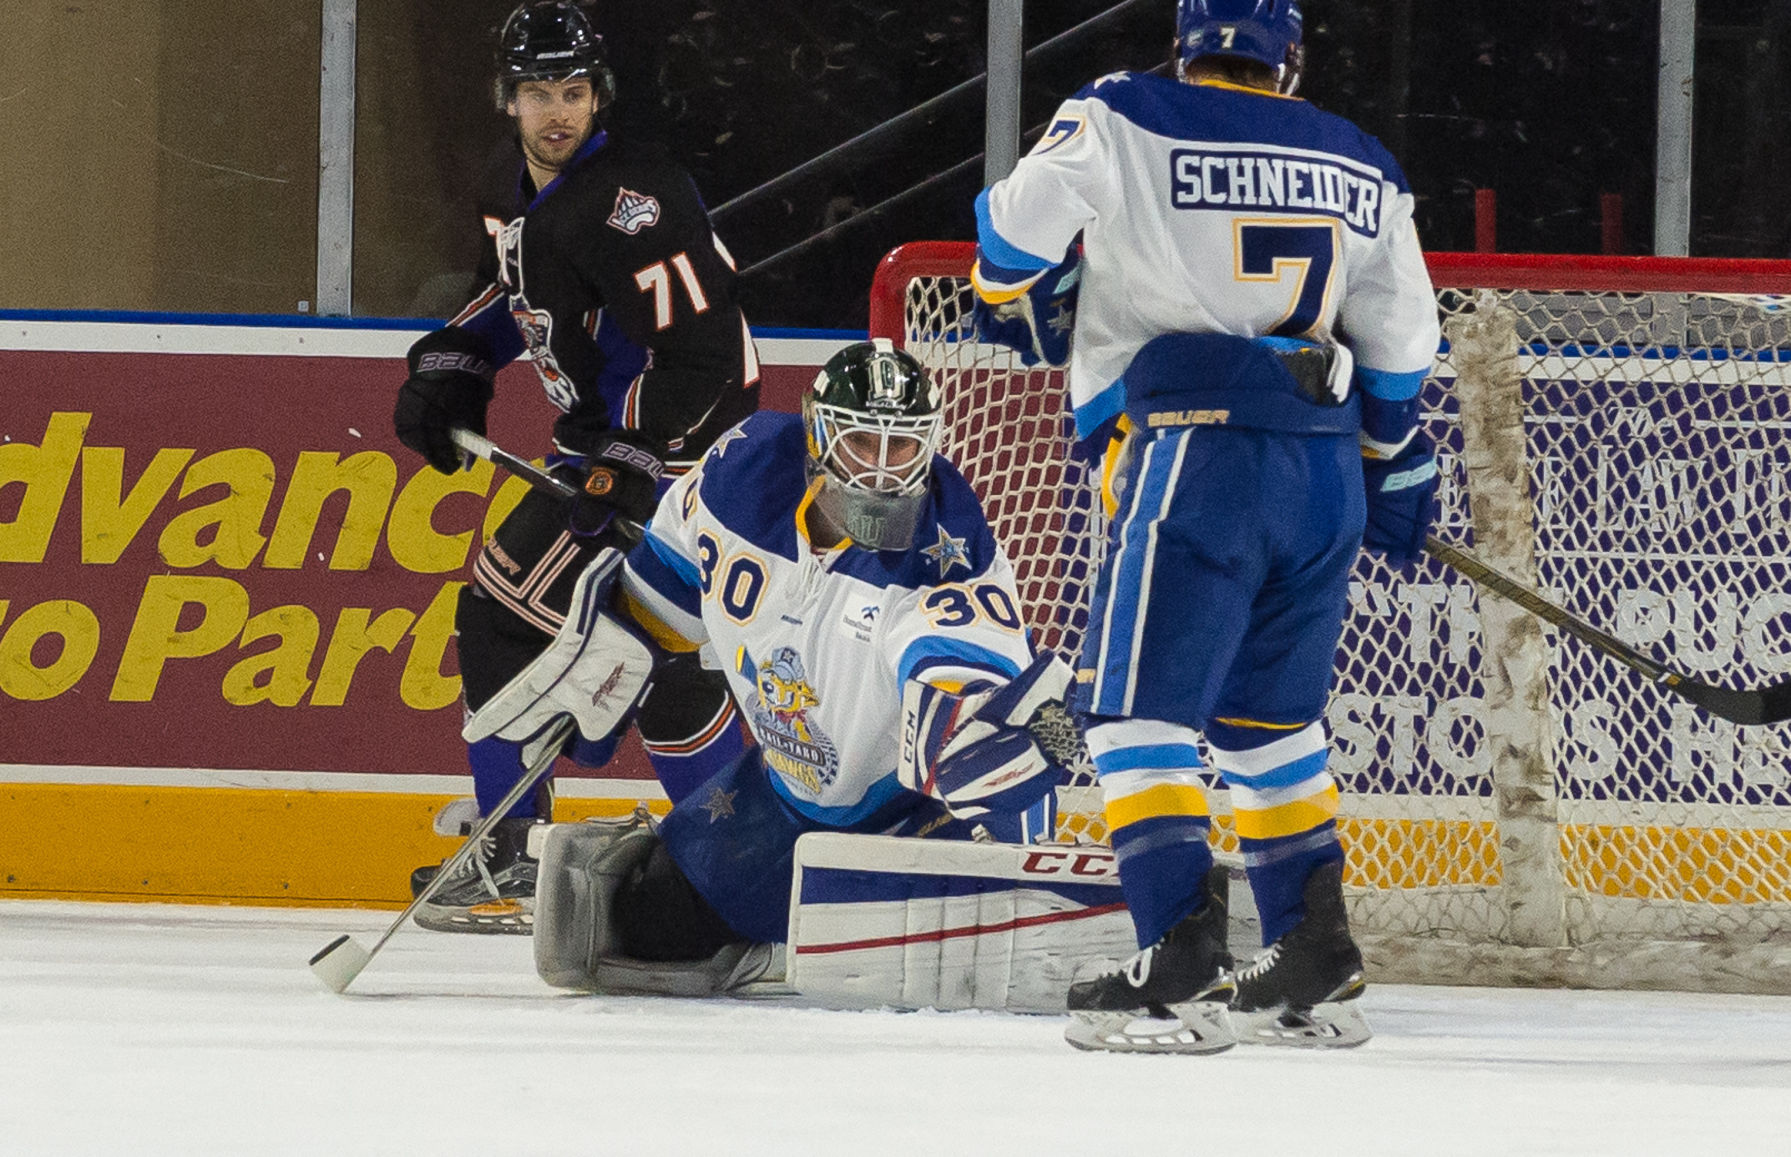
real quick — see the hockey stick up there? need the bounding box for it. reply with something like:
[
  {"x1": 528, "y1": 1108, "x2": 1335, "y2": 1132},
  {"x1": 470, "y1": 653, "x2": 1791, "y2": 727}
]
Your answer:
[
  {"x1": 448, "y1": 427, "x2": 645, "y2": 539},
  {"x1": 1424, "y1": 535, "x2": 1791, "y2": 726},
  {"x1": 308, "y1": 714, "x2": 575, "y2": 993}
]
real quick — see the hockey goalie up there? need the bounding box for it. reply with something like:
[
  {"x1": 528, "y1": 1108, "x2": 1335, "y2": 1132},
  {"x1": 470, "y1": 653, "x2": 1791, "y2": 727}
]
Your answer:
[{"x1": 519, "y1": 341, "x2": 1139, "y2": 1010}]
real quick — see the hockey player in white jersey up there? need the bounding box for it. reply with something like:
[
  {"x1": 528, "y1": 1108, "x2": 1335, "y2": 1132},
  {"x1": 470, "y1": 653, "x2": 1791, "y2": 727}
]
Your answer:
[
  {"x1": 525, "y1": 341, "x2": 1079, "y2": 984},
  {"x1": 974, "y1": 0, "x2": 1442, "y2": 1053}
]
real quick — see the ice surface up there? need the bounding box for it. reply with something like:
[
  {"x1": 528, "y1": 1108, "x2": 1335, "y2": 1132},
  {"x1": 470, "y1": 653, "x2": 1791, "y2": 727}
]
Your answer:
[{"x1": 4, "y1": 900, "x2": 1790, "y2": 1156}]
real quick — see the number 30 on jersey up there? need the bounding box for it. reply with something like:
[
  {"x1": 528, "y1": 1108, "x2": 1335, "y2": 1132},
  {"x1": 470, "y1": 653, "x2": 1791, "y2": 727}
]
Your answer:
[{"x1": 921, "y1": 583, "x2": 1024, "y2": 633}]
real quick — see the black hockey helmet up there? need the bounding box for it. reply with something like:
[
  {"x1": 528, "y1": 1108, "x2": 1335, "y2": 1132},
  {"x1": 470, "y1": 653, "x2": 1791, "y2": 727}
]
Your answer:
[
  {"x1": 803, "y1": 339, "x2": 944, "y2": 551},
  {"x1": 493, "y1": 2, "x2": 617, "y2": 111}
]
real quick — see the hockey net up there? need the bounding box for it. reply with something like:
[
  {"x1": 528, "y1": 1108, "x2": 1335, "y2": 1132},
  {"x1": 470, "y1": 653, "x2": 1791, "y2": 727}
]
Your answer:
[{"x1": 871, "y1": 242, "x2": 1791, "y2": 992}]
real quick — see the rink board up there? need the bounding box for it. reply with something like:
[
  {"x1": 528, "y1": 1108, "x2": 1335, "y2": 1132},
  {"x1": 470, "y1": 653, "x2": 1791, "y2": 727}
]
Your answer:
[{"x1": 0, "y1": 315, "x2": 836, "y2": 905}]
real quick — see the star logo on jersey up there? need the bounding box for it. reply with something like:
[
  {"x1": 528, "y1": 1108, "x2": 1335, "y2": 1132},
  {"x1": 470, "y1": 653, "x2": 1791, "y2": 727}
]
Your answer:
[
  {"x1": 1047, "y1": 301, "x2": 1076, "y2": 337},
  {"x1": 700, "y1": 786, "x2": 736, "y2": 823},
  {"x1": 922, "y1": 526, "x2": 971, "y2": 577},
  {"x1": 607, "y1": 187, "x2": 661, "y2": 235},
  {"x1": 707, "y1": 426, "x2": 749, "y2": 460}
]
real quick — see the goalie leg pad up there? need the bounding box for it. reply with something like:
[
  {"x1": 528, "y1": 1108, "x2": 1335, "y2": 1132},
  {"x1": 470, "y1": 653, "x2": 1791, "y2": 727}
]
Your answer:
[
  {"x1": 533, "y1": 815, "x2": 764, "y2": 997},
  {"x1": 463, "y1": 549, "x2": 655, "y2": 747},
  {"x1": 786, "y1": 832, "x2": 1137, "y2": 1013}
]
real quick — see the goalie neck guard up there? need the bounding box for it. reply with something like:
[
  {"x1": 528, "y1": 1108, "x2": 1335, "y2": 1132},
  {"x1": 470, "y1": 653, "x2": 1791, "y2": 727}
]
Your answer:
[
  {"x1": 802, "y1": 340, "x2": 944, "y2": 552},
  {"x1": 493, "y1": 1, "x2": 617, "y2": 111},
  {"x1": 1175, "y1": 0, "x2": 1304, "y2": 95}
]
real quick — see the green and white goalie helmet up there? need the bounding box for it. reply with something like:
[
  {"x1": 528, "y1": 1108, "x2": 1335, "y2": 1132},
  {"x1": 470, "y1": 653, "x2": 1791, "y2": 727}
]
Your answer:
[{"x1": 802, "y1": 339, "x2": 944, "y2": 550}]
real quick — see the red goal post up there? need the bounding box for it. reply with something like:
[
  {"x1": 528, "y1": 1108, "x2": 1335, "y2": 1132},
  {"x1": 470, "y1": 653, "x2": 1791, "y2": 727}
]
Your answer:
[{"x1": 870, "y1": 241, "x2": 1791, "y2": 992}]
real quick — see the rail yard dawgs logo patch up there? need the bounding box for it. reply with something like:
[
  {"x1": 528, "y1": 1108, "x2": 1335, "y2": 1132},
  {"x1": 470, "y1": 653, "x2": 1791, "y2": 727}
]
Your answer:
[
  {"x1": 747, "y1": 647, "x2": 840, "y2": 796},
  {"x1": 607, "y1": 188, "x2": 661, "y2": 234}
]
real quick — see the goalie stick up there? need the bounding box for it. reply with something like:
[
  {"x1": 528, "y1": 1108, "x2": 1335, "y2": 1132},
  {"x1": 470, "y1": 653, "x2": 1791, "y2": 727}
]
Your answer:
[
  {"x1": 448, "y1": 427, "x2": 644, "y2": 538},
  {"x1": 309, "y1": 714, "x2": 575, "y2": 993},
  {"x1": 1424, "y1": 535, "x2": 1791, "y2": 726}
]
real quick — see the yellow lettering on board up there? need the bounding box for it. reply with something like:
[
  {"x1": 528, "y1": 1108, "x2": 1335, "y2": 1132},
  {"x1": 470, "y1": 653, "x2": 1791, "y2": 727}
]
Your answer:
[
  {"x1": 310, "y1": 607, "x2": 416, "y2": 706},
  {"x1": 482, "y1": 473, "x2": 533, "y2": 543},
  {"x1": 222, "y1": 604, "x2": 321, "y2": 707},
  {"x1": 111, "y1": 575, "x2": 251, "y2": 701},
  {"x1": 0, "y1": 599, "x2": 101, "y2": 700},
  {"x1": 80, "y1": 445, "x2": 197, "y2": 564},
  {"x1": 156, "y1": 449, "x2": 276, "y2": 570},
  {"x1": 264, "y1": 451, "x2": 398, "y2": 571},
  {"x1": 387, "y1": 461, "x2": 495, "y2": 574},
  {"x1": 400, "y1": 580, "x2": 463, "y2": 710},
  {"x1": 0, "y1": 412, "x2": 90, "y2": 563}
]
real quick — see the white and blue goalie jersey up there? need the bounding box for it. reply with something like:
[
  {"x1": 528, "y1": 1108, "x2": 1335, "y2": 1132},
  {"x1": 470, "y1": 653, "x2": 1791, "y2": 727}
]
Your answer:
[
  {"x1": 974, "y1": 73, "x2": 1441, "y2": 444},
  {"x1": 621, "y1": 413, "x2": 1036, "y2": 825}
]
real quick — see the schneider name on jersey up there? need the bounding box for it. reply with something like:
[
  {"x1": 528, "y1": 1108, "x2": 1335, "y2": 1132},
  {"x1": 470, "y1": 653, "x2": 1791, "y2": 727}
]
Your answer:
[{"x1": 621, "y1": 412, "x2": 1036, "y2": 824}]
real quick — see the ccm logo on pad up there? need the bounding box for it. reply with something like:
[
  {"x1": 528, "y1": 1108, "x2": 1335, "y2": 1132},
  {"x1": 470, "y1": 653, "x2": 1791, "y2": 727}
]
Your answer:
[{"x1": 1019, "y1": 849, "x2": 1116, "y2": 878}]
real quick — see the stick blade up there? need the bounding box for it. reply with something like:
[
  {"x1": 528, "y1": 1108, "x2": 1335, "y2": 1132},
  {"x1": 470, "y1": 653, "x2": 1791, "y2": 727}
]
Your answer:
[
  {"x1": 309, "y1": 934, "x2": 373, "y2": 994},
  {"x1": 1672, "y1": 676, "x2": 1791, "y2": 726}
]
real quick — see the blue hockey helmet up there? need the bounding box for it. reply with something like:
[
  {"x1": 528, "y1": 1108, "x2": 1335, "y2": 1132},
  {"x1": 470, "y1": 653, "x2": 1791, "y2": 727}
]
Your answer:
[{"x1": 1175, "y1": 0, "x2": 1305, "y2": 94}]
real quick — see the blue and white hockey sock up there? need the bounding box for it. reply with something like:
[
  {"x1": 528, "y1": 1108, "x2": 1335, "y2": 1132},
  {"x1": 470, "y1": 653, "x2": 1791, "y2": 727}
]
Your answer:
[
  {"x1": 1088, "y1": 717, "x2": 1215, "y2": 948},
  {"x1": 1207, "y1": 720, "x2": 1344, "y2": 945}
]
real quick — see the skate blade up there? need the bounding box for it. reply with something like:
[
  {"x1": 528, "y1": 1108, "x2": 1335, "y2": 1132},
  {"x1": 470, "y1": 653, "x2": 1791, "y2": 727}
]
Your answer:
[
  {"x1": 414, "y1": 899, "x2": 535, "y2": 935},
  {"x1": 1235, "y1": 1001, "x2": 1372, "y2": 1049},
  {"x1": 1065, "y1": 1001, "x2": 1237, "y2": 1055}
]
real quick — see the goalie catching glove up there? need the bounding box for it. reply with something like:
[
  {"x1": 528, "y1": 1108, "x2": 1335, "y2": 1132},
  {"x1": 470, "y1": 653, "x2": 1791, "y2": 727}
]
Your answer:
[{"x1": 897, "y1": 652, "x2": 1079, "y2": 819}]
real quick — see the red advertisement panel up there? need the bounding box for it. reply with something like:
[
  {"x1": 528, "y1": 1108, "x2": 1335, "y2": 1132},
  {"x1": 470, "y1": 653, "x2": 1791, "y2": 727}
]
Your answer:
[{"x1": 1, "y1": 334, "x2": 824, "y2": 782}]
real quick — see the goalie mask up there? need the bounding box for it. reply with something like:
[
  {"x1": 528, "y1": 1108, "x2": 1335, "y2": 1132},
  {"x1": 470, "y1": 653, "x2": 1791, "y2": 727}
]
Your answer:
[
  {"x1": 1175, "y1": 0, "x2": 1305, "y2": 95},
  {"x1": 494, "y1": 1, "x2": 617, "y2": 111},
  {"x1": 803, "y1": 340, "x2": 944, "y2": 552}
]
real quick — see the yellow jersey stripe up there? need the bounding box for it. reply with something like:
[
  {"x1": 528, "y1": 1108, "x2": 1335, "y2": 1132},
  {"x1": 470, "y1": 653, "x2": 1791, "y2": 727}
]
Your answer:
[{"x1": 619, "y1": 588, "x2": 698, "y2": 654}]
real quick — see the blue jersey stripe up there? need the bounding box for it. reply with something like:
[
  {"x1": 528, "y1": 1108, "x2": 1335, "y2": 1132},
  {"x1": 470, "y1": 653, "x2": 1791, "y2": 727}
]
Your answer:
[
  {"x1": 1071, "y1": 378, "x2": 1127, "y2": 444},
  {"x1": 975, "y1": 189, "x2": 1056, "y2": 274},
  {"x1": 629, "y1": 532, "x2": 703, "y2": 618},
  {"x1": 897, "y1": 637, "x2": 1021, "y2": 689},
  {"x1": 1358, "y1": 365, "x2": 1426, "y2": 401},
  {"x1": 768, "y1": 768, "x2": 907, "y2": 826}
]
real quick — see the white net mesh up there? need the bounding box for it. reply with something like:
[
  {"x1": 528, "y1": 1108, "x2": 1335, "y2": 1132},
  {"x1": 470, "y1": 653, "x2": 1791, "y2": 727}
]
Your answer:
[{"x1": 879, "y1": 245, "x2": 1791, "y2": 991}]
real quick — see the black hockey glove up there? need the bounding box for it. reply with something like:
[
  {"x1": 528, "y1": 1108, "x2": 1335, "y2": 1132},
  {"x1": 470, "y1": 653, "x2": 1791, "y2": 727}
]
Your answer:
[
  {"x1": 568, "y1": 431, "x2": 665, "y2": 540},
  {"x1": 394, "y1": 327, "x2": 496, "y2": 473},
  {"x1": 1361, "y1": 431, "x2": 1440, "y2": 567}
]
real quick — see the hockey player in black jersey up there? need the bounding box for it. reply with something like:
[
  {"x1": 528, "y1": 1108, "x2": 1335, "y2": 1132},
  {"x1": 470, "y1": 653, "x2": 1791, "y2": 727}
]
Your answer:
[{"x1": 392, "y1": 1, "x2": 760, "y2": 933}]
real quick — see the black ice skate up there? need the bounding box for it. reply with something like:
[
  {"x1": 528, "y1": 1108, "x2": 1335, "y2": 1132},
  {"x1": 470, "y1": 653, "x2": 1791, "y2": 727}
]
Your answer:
[
  {"x1": 1231, "y1": 858, "x2": 1372, "y2": 1049},
  {"x1": 414, "y1": 817, "x2": 546, "y2": 934},
  {"x1": 1064, "y1": 866, "x2": 1237, "y2": 1055}
]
